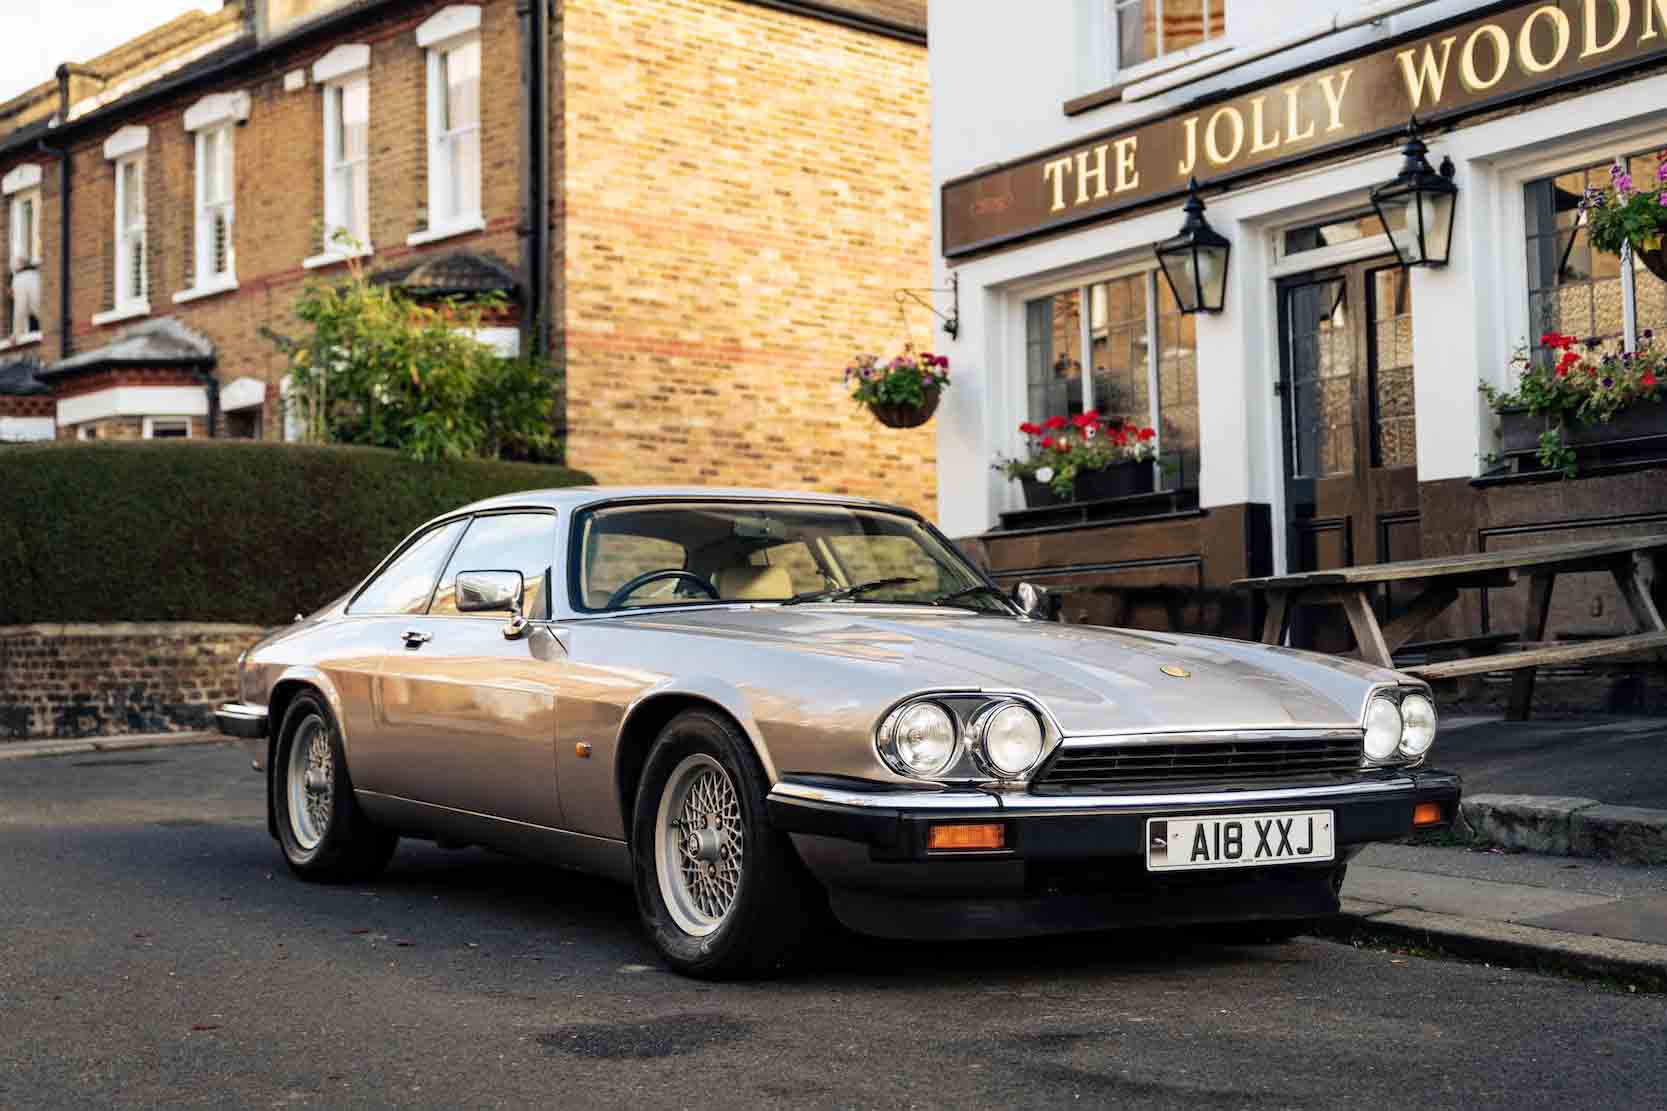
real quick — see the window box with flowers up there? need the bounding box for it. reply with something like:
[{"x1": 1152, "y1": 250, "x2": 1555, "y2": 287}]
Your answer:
[
  {"x1": 994, "y1": 412, "x2": 1159, "y2": 507},
  {"x1": 1484, "y1": 331, "x2": 1666, "y2": 476},
  {"x1": 845, "y1": 348, "x2": 949, "y2": 429}
]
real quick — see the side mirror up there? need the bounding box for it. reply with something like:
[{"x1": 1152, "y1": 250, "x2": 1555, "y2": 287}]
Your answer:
[
  {"x1": 456, "y1": 570, "x2": 529, "y2": 639},
  {"x1": 1012, "y1": 581, "x2": 1053, "y2": 621}
]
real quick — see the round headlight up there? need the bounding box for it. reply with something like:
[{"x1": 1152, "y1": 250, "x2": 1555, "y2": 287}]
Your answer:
[
  {"x1": 890, "y1": 701, "x2": 957, "y2": 776},
  {"x1": 1363, "y1": 697, "x2": 1403, "y2": 761},
  {"x1": 978, "y1": 702, "x2": 1045, "y2": 777},
  {"x1": 1399, "y1": 693, "x2": 1437, "y2": 756}
]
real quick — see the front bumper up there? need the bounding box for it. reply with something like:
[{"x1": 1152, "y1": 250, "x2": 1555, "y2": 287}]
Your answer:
[
  {"x1": 767, "y1": 770, "x2": 1460, "y2": 939},
  {"x1": 214, "y1": 702, "x2": 268, "y2": 740}
]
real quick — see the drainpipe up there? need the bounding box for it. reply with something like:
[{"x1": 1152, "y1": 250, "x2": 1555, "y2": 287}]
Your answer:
[
  {"x1": 35, "y1": 65, "x2": 77, "y2": 360},
  {"x1": 195, "y1": 368, "x2": 220, "y2": 438},
  {"x1": 518, "y1": 0, "x2": 550, "y2": 358}
]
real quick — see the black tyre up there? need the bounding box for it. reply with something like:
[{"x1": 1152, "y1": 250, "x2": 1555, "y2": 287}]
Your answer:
[
  {"x1": 271, "y1": 692, "x2": 397, "y2": 883},
  {"x1": 631, "y1": 708, "x2": 829, "y2": 979}
]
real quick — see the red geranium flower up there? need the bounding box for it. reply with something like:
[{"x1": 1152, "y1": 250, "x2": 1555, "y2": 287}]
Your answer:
[
  {"x1": 1137, "y1": 427, "x2": 1155, "y2": 442},
  {"x1": 1018, "y1": 421, "x2": 1041, "y2": 436},
  {"x1": 1039, "y1": 436, "x2": 1055, "y2": 449},
  {"x1": 1043, "y1": 415, "x2": 1068, "y2": 431},
  {"x1": 1644, "y1": 371, "x2": 1659, "y2": 387},
  {"x1": 1071, "y1": 411, "x2": 1100, "y2": 429}
]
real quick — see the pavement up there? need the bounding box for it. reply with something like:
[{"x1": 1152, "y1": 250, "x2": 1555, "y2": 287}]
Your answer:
[{"x1": 5, "y1": 741, "x2": 1666, "y2": 1111}]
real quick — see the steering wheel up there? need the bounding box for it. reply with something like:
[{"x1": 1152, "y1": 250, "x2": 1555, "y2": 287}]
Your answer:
[{"x1": 605, "y1": 568, "x2": 720, "y2": 610}]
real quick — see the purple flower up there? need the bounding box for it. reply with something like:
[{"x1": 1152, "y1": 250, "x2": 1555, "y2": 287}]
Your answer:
[
  {"x1": 1646, "y1": 329, "x2": 1656, "y2": 340},
  {"x1": 1617, "y1": 173, "x2": 1634, "y2": 193},
  {"x1": 1657, "y1": 160, "x2": 1667, "y2": 183},
  {"x1": 1602, "y1": 377, "x2": 1614, "y2": 388}
]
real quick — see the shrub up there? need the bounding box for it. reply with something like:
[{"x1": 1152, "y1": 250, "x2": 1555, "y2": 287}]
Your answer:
[{"x1": 0, "y1": 441, "x2": 593, "y2": 625}]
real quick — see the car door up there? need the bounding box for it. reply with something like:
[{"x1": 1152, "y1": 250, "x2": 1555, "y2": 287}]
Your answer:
[{"x1": 372, "y1": 510, "x2": 566, "y2": 829}]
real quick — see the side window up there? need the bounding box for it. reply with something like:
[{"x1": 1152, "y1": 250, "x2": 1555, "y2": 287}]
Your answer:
[
  {"x1": 350, "y1": 519, "x2": 466, "y2": 615},
  {"x1": 430, "y1": 513, "x2": 558, "y2": 618}
]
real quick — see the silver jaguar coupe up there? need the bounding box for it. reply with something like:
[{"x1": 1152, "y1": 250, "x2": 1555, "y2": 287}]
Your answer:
[{"x1": 217, "y1": 487, "x2": 1459, "y2": 978}]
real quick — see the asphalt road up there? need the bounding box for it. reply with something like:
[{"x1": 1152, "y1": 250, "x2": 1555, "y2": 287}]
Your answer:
[
  {"x1": 1432, "y1": 716, "x2": 1667, "y2": 809},
  {"x1": 3, "y1": 743, "x2": 1665, "y2": 1111}
]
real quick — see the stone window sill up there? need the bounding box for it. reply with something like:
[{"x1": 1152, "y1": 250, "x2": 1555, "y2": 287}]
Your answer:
[
  {"x1": 0, "y1": 330, "x2": 42, "y2": 351},
  {"x1": 406, "y1": 217, "x2": 485, "y2": 247},
  {"x1": 302, "y1": 245, "x2": 374, "y2": 271},
  {"x1": 92, "y1": 302, "x2": 151, "y2": 327},
  {"x1": 173, "y1": 278, "x2": 240, "y2": 304}
]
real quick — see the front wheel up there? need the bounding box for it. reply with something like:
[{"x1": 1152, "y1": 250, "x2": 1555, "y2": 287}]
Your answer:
[
  {"x1": 631, "y1": 708, "x2": 828, "y2": 979},
  {"x1": 271, "y1": 692, "x2": 397, "y2": 883}
]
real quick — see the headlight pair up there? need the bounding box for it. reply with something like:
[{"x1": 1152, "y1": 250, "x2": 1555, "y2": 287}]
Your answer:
[
  {"x1": 1363, "y1": 689, "x2": 1438, "y2": 763},
  {"x1": 879, "y1": 697, "x2": 1047, "y2": 781}
]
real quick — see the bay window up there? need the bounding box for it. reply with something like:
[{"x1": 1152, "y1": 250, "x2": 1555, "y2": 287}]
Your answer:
[
  {"x1": 1024, "y1": 268, "x2": 1200, "y2": 492},
  {"x1": 413, "y1": 6, "x2": 483, "y2": 244}
]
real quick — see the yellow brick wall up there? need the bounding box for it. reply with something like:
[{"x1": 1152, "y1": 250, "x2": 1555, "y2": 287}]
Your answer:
[{"x1": 558, "y1": 0, "x2": 936, "y2": 516}]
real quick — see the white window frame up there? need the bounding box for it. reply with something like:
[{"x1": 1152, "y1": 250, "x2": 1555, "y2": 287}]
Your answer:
[
  {"x1": 1110, "y1": 0, "x2": 1230, "y2": 77},
  {"x1": 5, "y1": 164, "x2": 43, "y2": 344},
  {"x1": 178, "y1": 91, "x2": 250, "y2": 303},
  {"x1": 113, "y1": 154, "x2": 148, "y2": 314},
  {"x1": 93, "y1": 126, "x2": 151, "y2": 326},
  {"x1": 411, "y1": 5, "x2": 483, "y2": 245},
  {"x1": 142, "y1": 415, "x2": 192, "y2": 439},
  {"x1": 1013, "y1": 259, "x2": 1191, "y2": 490},
  {"x1": 1493, "y1": 119, "x2": 1667, "y2": 385},
  {"x1": 306, "y1": 44, "x2": 373, "y2": 270}
]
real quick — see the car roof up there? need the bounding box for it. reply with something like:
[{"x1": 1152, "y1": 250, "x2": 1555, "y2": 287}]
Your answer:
[{"x1": 451, "y1": 486, "x2": 909, "y2": 516}]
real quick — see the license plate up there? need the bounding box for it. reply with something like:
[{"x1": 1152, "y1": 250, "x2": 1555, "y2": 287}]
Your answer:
[{"x1": 1145, "y1": 810, "x2": 1334, "y2": 872}]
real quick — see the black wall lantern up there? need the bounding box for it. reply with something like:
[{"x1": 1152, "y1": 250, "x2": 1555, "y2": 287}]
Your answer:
[
  {"x1": 1155, "y1": 178, "x2": 1231, "y2": 314},
  {"x1": 1370, "y1": 117, "x2": 1458, "y2": 268}
]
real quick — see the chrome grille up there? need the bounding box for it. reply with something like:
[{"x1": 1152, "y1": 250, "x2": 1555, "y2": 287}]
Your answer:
[{"x1": 1033, "y1": 733, "x2": 1365, "y2": 792}]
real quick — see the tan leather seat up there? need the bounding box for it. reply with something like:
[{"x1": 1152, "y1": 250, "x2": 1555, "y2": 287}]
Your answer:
[{"x1": 712, "y1": 565, "x2": 793, "y2": 601}]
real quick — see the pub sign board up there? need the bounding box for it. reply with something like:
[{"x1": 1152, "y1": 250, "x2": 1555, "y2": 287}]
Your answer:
[{"x1": 942, "y1": 0, "x2": 1667, "y2": 258}]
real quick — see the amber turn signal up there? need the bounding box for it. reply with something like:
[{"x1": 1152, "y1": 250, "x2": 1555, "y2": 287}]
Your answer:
[
  {"x1": 1412, "y1": 801, "x2": 1444, "y2": 827},
  {"x1": 927, "y1": 823, "x2": 1006, "y2": 851}
]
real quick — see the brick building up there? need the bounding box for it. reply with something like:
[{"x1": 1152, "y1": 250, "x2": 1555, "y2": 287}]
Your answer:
[{"x1": 0, "y1": 0, "x2": 936, "y2": 512}]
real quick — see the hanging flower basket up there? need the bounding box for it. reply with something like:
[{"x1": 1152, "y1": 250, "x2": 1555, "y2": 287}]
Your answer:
[
  {"x1": 1583, "y1": 154, "x2": 1667, "y2": 282},
  {"x1": 846, "y1": 348, "x2": 950, "y2": 430},
  {"x1": 867, "y1": 383, "x2": 941, "y2": 429}
]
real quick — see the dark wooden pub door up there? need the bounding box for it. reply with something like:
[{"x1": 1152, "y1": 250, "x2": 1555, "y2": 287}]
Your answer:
[{"x1": 1277, "y1": 259, "x2": 1421, "y2": 649}]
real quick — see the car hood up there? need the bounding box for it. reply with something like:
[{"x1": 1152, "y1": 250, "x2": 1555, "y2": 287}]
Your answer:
[{"x1": 610, "y1": 606, "x2": 1400, "y2": 735}]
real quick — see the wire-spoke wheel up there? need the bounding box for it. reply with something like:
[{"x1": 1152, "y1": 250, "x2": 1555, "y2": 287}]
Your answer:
[
  {"x1": 656, "y1": 754, "x2": 745, "y2": 936},
  {"x1": 631, "y1": 708, "x2": 833, "y2": 979},
  {"x1": 285, "y1": 714, "x2": 335, "y2": 851},
  {"x1": 271, "y1": 692, "x2": 397, "y2": 884}
]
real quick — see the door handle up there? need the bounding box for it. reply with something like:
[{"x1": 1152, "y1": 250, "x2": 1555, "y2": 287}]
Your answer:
[{"x1": 401, "y1": 629, "x2": 432, "y2": 649}]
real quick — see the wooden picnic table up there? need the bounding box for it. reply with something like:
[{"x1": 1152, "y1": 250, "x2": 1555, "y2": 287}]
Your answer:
[{"x1": 1233, "y1": 535, "x2": 1667, "y2": 720}]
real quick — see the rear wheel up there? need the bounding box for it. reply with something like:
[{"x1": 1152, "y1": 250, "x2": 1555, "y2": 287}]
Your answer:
[
  {"x1": 631, "y1": 708, "x2": 828, "y2": 979},
  {"x1": 271, "y1": 692, "x2": 397, "y2": 883}
]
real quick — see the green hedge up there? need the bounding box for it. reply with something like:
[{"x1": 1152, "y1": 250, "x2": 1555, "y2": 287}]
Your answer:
[{"x1": 0, "y1": 442, "x2": 593, "y2": 625}]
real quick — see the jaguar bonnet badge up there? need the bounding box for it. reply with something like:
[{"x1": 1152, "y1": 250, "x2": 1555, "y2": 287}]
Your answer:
[{"x1": 1159, "y1": 664, "x2": 1191, "y2": 679}]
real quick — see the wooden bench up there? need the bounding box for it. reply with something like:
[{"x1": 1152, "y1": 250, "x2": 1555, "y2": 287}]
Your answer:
[
  {"x1": 1234, "y1": 534, "x2": 1667, "y2": 720},
  {"x1": 1408, "y1": 630, "x2": 1667, "y2": 681}
]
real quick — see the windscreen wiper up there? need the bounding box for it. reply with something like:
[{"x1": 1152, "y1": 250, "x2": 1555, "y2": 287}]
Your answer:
[
  {"x1": 780, "y1": 577, "x2": 919, "y2": 605},
  {"x1": 930, "y1": 584, "x2": 1015, "y2": 610}
]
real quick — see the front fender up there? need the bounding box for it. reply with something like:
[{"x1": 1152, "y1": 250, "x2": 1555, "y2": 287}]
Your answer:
[{"x1": 617, "y1": 674, "x2": 779, "y2": 783}]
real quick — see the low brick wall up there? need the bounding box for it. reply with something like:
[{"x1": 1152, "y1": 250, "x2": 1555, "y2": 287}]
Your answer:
[{"x1": 0, "y1": 623, "x2": 267, "y2": 741}]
